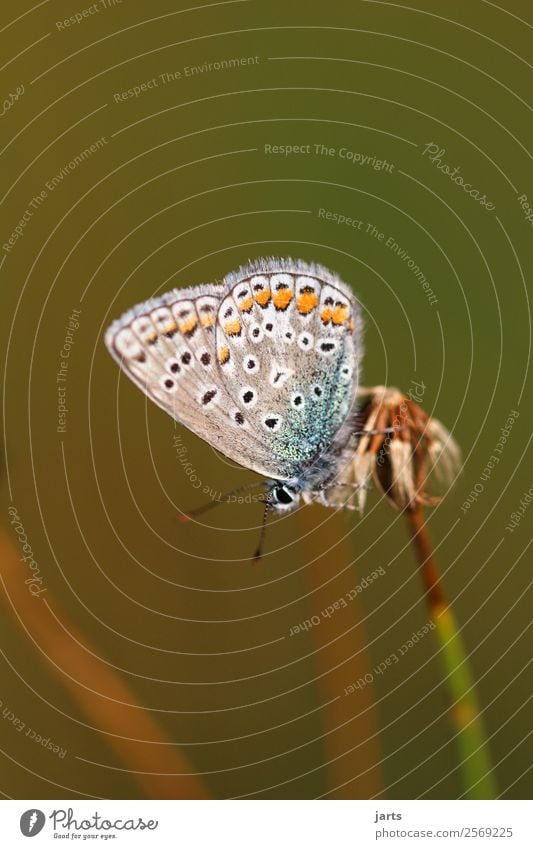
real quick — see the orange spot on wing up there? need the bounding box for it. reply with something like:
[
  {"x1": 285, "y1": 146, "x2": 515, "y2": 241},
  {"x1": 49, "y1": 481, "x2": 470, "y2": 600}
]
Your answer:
[
  {"x1": 238, "y1": 297, "x2": 253, "y2": 313},
  {"x1": 349, "y1": 318, "x2": 354, "y2": 332},
  {"x1": 321, "y1": 307, "x2": 333, "y2": 324},
  {"x1": 201, "y1": 314, "x2": 214, "y2": 328},
  {"x1": 331, "y1": 304, "x2": 350, "y2": 325},
  {"x1": 218, "y1": 346, "x2": 230, "y2": 364},
  {"x1": 224, "y1": 319, "x2": 241, "y2": 336},
  {"x1": 179, "y1": 316, "x2": 198, "y2": 336},
  {"x1": 297, "y1": 292, "x2": 318, "y2": 314},
  {"x1": 254, "y1": 289, "x2": 271, "y2": 306},
  {"x1": 273, "y1": 289, "x2": 293, "y2": 310}
]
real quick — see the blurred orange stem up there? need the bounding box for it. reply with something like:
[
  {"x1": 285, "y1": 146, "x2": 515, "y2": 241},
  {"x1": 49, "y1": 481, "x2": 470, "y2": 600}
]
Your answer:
[
  {"x1": 298, "y1": 511, "x2": 382, "y2": 798},
  {"x1": 0, "y1": 527, "x2": 209, "y2": 799}
]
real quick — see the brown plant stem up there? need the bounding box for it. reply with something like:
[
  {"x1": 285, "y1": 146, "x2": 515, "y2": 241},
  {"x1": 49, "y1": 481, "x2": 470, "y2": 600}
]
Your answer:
[{"x1": 407, "y1": 506, "x2": 446, "y2": 610}]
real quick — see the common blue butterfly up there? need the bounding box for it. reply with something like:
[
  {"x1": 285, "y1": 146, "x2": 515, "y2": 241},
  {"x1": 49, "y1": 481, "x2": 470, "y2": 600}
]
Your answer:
[{"x1": 105, "y1": 258, "x2": 376, "y2": 555}]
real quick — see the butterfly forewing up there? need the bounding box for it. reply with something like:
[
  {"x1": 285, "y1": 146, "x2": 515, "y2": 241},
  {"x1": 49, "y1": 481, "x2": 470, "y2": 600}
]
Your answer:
[
  {"x1": 104, "y1": 282, "x2": 293, "y2": 477},
  {"x1": 106, "y1": 286, "x2": 236, "y2": 450}
]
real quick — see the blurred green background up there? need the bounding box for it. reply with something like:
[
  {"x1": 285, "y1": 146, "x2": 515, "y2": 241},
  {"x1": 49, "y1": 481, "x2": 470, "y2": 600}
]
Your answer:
[{"x1": 0, "y1": 0, "x2": 531, "y2": 799}]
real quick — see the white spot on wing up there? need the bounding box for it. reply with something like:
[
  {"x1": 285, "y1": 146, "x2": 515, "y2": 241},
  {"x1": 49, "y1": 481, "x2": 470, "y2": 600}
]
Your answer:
[
  {"x1": 269, "y1": 362, "x2": 294, "y2": 388},
  {"x1": 114, "y1": 328, "x2": 143, "y2": 359},
  {"x1": 239, "y1": 386, "x2": 257, "y2": 407},
  {"x1": 262, "y1": 413, "x2": 283, "y2": 432},
  {"x1": 297, "y1": 331, "x2": 314, "y2": 350}
]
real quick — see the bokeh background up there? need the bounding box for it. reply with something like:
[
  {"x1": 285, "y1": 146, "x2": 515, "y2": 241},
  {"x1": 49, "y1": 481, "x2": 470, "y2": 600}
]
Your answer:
[{"x1": 0, "y1": 0, "x2": 531, "y2": 799}]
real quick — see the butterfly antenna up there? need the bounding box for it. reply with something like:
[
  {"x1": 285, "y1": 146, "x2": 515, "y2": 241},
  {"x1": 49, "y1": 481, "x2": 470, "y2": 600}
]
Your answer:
[
  {"x1": 178, "y1": 481, "x2": 263, "y2": 523},
  {"x1": 252, "y1": 497, "x2": 271, "y2": 565}
]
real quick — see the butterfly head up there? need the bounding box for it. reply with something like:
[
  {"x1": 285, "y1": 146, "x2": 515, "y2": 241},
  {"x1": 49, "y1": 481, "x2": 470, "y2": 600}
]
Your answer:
[{"x1": 267, "y1": 481, "x2": 301, "y2": 513}]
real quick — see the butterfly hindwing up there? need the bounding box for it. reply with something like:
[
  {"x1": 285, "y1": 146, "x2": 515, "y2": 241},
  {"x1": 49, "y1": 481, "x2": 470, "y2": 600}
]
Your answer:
[{"x1": 214, "y1": 259, "x2": 363, "y2": 479}]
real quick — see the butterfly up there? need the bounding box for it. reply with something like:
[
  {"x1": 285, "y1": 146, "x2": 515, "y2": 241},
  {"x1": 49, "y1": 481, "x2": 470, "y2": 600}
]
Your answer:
[{"x1": 105, "y1": 258, "x2": 377, "y2": 558}]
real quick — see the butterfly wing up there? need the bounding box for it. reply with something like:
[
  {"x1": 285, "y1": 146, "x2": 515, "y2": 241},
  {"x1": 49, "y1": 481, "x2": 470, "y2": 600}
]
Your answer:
[
  {"x1": 105, "y1": 259, "x2": 363, "y2": 482},
  {"x1": 104, "y1": 283, "x2": 297, "y2": 478},
  {"x1": 213, "y1": 258, "x2": 363, "y2": 480}
]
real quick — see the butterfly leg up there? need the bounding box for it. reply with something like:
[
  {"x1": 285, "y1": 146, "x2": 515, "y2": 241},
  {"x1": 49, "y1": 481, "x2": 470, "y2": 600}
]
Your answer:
[
  {"x1": 320, "y1": 481, "x2": 370, "y2": 510},
  {"x1": 352, "y1": 425, "x2": 403, "y2": 439},
  {"x1": 252, "y1": 498, "x2": 272, "y2": 565}
]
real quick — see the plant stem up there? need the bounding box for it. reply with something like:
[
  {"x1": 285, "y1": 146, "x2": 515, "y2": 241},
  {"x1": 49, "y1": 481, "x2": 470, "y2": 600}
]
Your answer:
[
  {"x1": 406, "y1": 506, "x2": 497, "y2": 799},
  {"x1": 298, "y1": 510, "x2": 383, "y2": 798},
  {"x1": 0, "y1": 526, "x2": 210, "y2": 799}
]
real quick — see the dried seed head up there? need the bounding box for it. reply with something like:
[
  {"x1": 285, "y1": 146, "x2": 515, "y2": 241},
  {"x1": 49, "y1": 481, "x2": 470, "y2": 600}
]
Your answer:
[{"x1": 342, "y1": 385, "x2": 461, "y2": 511}]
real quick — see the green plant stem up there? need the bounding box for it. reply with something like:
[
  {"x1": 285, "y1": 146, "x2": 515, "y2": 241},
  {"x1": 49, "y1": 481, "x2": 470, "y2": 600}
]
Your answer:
[{"x1": 407, "y1": 505, "x2": 497, "y2": 799}]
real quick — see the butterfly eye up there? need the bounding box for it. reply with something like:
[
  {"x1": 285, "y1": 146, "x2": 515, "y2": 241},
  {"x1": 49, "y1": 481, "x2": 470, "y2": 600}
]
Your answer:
[{"x1": 274, "y1": 487, "x2": 294, "y2": 505}]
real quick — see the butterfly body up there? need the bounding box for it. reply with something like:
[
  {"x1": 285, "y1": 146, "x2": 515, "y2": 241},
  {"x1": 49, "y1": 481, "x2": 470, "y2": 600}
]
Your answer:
[{"x1": 105, "y1": 258, "x2": 364, "y2": 519}]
